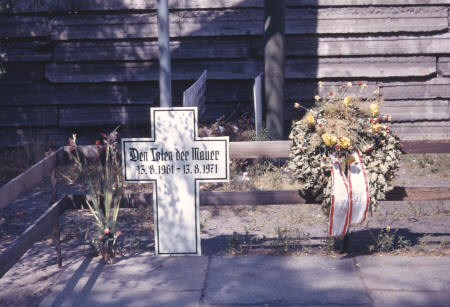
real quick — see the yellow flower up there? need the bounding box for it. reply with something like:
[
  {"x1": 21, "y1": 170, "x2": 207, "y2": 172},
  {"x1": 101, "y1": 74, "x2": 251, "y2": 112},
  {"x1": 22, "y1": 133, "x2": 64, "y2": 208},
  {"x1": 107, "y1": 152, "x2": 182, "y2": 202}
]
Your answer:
[
  {"x1": 373, "y1": 89, "x2": 380, "y2": 95},
  {"x1": 294, "y1": 102, "x2": 301, "y2": 109},
  {"x1": 362, "y1": 83, "x2": 368, "y2": 89},
  {"x1": 372, "y1": 123, "x2": 382, "y2": 133},
  {"x1": 369, "y1": 103, "x2": 379, "y2": 116},
  {"x1": 318, "y1": 81, "x2": 323, "y2": 87},
  {"x1": 314, "y1": 95, "x2": 321, "y2": 102},
  {"x1": 307, "y1": 112, "x2": 315, "y2": 125},
  {"x1": 346, "y1": 155, "x2": 356, "y2": 165},
  {"x1": 343, "y1": 96, "x2": 351, "y2": 107},
  {"x1": 322, "y1": 133, "x2": 337, "y2": 147},
  {"x1": 386, "y1": 226, "x2": 391, "y2": 232},
  {"x1": 347, "y1": 82, "x2": 353, "y2": 88},
  {"x1": 338, "y1": 136, "x2": 351, "y2": 149}
]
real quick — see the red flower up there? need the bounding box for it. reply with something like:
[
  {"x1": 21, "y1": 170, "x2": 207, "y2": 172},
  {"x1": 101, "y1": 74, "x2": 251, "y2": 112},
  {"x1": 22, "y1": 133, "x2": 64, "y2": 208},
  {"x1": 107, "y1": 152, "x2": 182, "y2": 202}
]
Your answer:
[
  {"x1": 115, "y1": 231, "x2": 122, "y2": 237},
  {"x1": 357, "y1": 81, "x2": 362, "y2": 85},
  {"x1": 341, "y1": 84, "x2": 346, "y2": 88},
  {"x1": 95, "y1": 140, "x2": 101, "y2": 145},
  {"x1": 104, "y1": 228, "x2": 110, "y2": 234},
  {"x1": 329, "y1": 90, "x2": 334, "y2": 96}
]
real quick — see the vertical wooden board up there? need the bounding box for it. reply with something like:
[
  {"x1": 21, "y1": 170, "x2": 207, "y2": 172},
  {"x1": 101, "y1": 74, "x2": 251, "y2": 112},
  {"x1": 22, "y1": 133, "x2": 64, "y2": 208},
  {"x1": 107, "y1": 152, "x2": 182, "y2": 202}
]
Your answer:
[
  {"x1": 380, "y1": 100, "x2": 449, "y2": 122},
  {"x1": 0, "y1": 107, "x2": 58, "y2": 127},
  {"x1": 253, "y1": 73, "x2": 263, "y2": 136},
  {"x1": 183, "y1": 70, "x2": 207, "y2": 116},
  {"x1": 0, "y1": 16, "x2": 49, "y2": 38},
  {"x1": 58, "y1": 105, "x2": 152, "y2": 127},
  {"x1": 381, "y1": 78, "x2": 450, "y2": 100},
  {"x1": 0, "y1": 148, "x2": 62, "y2": 210}
]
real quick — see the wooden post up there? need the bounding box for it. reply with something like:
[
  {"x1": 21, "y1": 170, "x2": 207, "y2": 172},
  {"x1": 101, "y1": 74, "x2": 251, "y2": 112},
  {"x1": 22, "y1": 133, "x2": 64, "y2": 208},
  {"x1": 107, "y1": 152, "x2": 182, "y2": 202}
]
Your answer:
[
  {"x1": 264, "y1": 0, "x2": 285, "y2": 139},
  {"x1": 253, "y1": 73, "x2": 263, "y2": 137},
  {"x1": 157, "y1": 0, "x2": 172, "y2": 107},
  {"x1": 49, "y1": 152, "x2": 62, "y2": 268}
]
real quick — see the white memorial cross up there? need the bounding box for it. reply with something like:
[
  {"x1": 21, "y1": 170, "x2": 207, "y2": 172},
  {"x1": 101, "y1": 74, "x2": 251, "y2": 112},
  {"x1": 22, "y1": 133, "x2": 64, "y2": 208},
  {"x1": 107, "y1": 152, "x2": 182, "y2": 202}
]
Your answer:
[{"x1": 122, "y1": 107, "x2": 229, "y2": 255}]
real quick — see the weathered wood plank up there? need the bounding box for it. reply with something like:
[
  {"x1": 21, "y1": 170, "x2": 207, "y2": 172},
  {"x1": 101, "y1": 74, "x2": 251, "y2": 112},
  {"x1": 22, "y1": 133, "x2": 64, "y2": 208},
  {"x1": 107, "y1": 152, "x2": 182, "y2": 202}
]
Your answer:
[
  {"x1": 381, "y1": 100, "x2": 449, "y2": 122},
  {"x1": 68, "y1": 187, "x2": 450, "y2": 210},
  {"x1": 50, "y1": 13, "x2": 181, "y2": 40},
  {"x1": 230, "y1": 140, "x2": 450, "y2": 158},
  {"x1": 0, "y1": 148, "x2": 62, "y2": 210},
  {"x1": 0, "y1": 128, "x2": 69, "y2": 148},
  {"x1": 0, "y1": 63, "x2": 44, "y2": 84},
  {"x1": 0, "y1": 196, "x2": 69, "y2": 278},
  {"x1": 2, "y1": 41, "x2": 52, "y2": 63},
  {"x1": 252, "y1": 33, "x2": 450, "y2": 57},
  {"x1": 45, "y1": 57, "x2": 436, "y2": 83},
  {"x1": 0, "y1": 83, "x2": 160, "y2": 106},
  {"x1": 0, "y1": 16, "x2": 49, "y2": 38},
  {"x1": 286, "y1": 57, "x2": 436, "y2": 79},
  {"x1": 61, "y1": 140, "x2": 450, "y2": 165},
  {"x1": 59, "y1": 106, "x2": 153, "y2": 127},
  {"x1": 0, "y1": 107, "x2": 58, "y2": 127},
  {"x1": 0, "y1": 0, "x2": 71, "y2": 13},
  {"x1": 401, "y1": 140, "x2": 450, "y2": 154},
  {"x1": 71, "y1": 0, "x2": 450, "y2": 11},
  {"x1": 391, "y1": 121, "x2": 450, "y2": 140},
  {"x1": 230, "y1": 141, "x2": 291, "y2": 159},
  {"x1": 50, "y1": 7, "x2": 448, "y2": 40},
  {"x1": 381, "y1": 78, "x2": 450, "y2": 100},
  {"x1": 54, "y1": 38, "x2": 249, "y2": 62},
  {"x1": 438, "y1": 57, "x2": 450, "y2": 77}
]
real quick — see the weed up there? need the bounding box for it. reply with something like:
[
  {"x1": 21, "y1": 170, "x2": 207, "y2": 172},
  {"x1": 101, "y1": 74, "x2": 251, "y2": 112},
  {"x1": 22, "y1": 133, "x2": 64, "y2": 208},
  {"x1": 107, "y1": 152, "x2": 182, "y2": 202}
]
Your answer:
[{"x1": 370, "y1": 227, "x2": 396, "y2": 253}]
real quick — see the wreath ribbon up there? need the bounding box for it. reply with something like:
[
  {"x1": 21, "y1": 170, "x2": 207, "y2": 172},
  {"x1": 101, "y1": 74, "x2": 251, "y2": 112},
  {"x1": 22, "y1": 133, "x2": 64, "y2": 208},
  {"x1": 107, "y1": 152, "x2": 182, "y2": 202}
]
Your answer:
[{"x1": 328, "y1": 150, "x2": 370, "y2": 237}]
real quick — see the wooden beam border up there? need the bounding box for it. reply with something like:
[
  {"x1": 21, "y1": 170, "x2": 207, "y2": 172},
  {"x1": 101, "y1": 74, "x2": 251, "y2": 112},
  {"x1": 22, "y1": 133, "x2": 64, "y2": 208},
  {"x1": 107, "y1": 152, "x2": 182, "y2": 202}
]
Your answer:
[{"x1": 0, "y1": 196, "x2": 70, "y2": 278}]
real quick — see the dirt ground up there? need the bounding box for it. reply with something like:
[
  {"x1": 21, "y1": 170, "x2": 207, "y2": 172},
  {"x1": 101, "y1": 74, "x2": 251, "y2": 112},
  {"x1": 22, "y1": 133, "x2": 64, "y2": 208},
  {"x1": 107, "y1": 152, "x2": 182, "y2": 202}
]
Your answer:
[{"x1": 0, "y1": 156, "x2": 449, "y2": 306}]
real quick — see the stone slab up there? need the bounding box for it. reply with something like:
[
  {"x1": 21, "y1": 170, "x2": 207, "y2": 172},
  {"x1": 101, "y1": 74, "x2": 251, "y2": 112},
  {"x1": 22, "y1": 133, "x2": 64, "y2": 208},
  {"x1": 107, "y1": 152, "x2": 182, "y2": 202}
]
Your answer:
[
  {"x1": 39, "y1": 253, "x2": 208, "y2": 307},
  {"x1": 355, "y1": 256, "x2": 450, "y2": 291},
  {"x1": 370, "y1": 290, "x2": 450, "y2": 307},
  {"x1": 203, "y1": 256, "x2": 371, "y2": 305}
]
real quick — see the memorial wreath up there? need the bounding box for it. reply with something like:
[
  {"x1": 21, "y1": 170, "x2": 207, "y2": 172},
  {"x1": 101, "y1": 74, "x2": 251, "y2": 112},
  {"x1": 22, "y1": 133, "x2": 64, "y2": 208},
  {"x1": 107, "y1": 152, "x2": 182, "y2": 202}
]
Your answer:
[{"x1": 289, "y1": 82, "x2": 402, "y2": 237}]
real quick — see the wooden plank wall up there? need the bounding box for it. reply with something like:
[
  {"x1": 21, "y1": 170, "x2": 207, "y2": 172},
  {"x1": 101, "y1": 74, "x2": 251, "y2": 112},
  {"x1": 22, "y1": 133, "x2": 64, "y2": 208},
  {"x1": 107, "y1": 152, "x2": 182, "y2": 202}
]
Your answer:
[{"x1": 0, "y1": 0, "x2": 449, "y2": 146}]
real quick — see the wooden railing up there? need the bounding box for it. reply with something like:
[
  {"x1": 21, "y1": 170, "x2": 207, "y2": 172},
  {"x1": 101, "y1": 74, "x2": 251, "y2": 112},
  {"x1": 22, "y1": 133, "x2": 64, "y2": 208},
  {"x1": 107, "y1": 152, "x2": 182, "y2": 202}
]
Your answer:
[{"x1": 0, "y1": 140, "x2": 449, "y2": 278}]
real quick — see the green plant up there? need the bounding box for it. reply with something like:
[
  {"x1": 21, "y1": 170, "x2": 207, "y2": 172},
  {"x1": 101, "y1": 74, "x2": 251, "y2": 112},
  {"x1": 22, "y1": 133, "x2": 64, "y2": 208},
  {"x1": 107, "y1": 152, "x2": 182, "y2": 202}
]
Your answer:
[{"x1": 70, "y1": 127, "x2": 124, "y2": 263}]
